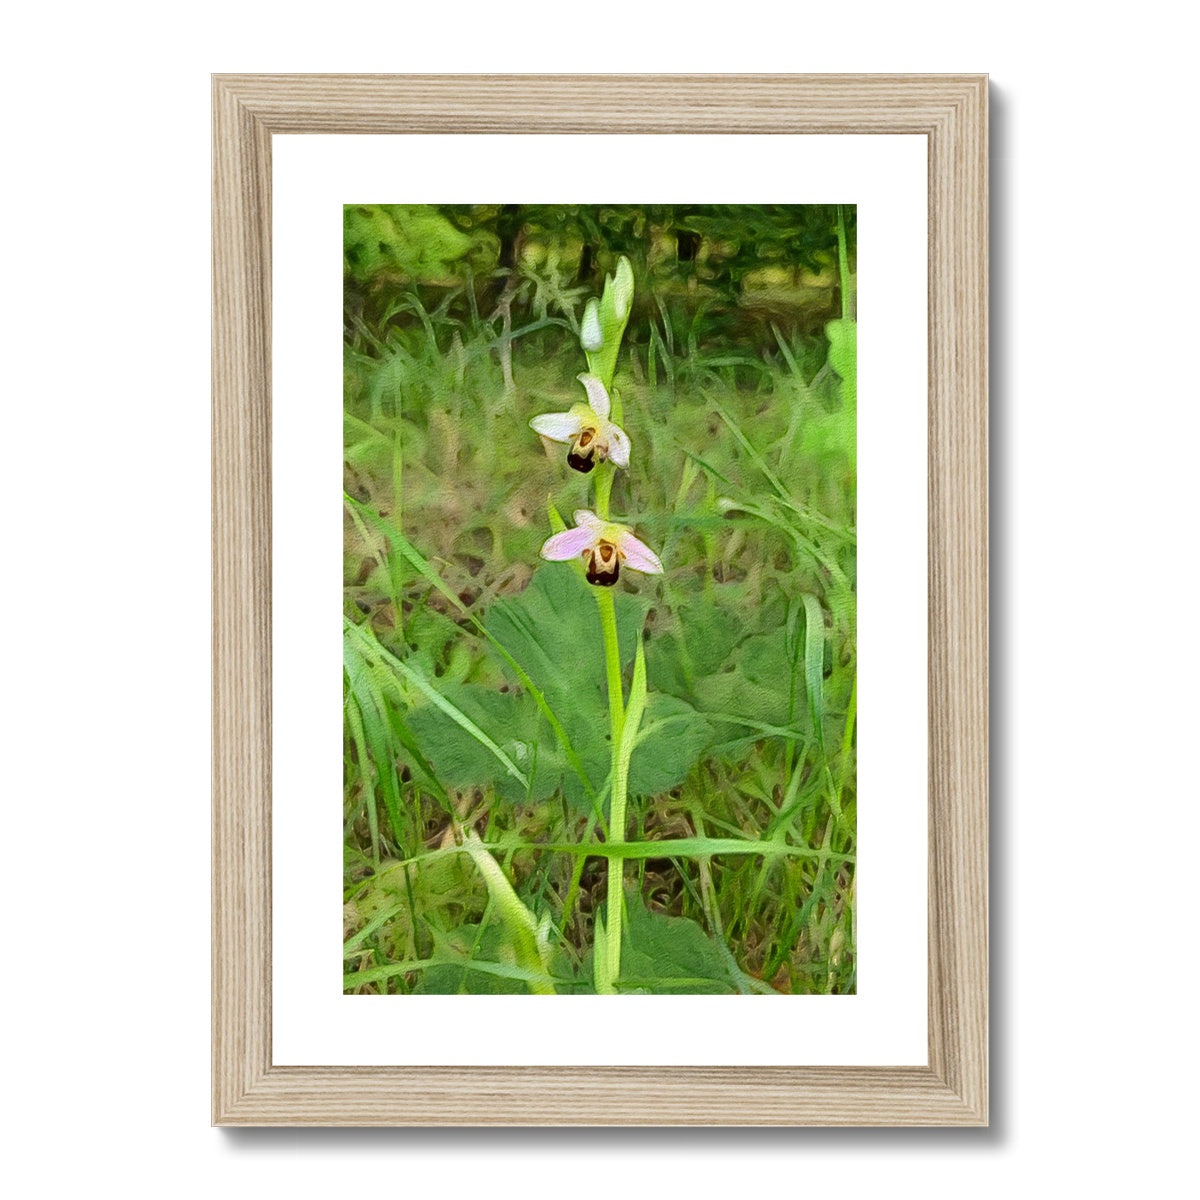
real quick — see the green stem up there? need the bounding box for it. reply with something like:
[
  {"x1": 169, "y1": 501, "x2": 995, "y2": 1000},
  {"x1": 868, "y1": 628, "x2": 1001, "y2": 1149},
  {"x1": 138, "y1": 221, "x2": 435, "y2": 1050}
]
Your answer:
[
  {"x1": 594, "y1": 462, "x2": 615, "y2": 522},
  {"x1": 587, "y1": 262, "x2": 633, "y2": 992},
  {"x1": 594, "y1": 389, "x2": 622, "y2": 522},
  {"x1": 595, "y1": 589, "x2": 626, "y2": 738},
  {"x1": 594, "y1": 587, "x2": 625, "y2": 993},
  {"x1": 603, "y1": 760, "x2": 628, "y2": 991}
]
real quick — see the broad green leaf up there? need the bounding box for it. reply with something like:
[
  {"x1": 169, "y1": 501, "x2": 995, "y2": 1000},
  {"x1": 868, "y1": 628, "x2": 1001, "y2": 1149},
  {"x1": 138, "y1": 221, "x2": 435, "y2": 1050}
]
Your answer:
[
  {"x1": 404, "y1": 682, "x2": 552, "y2": 802},
  {"x1": 347, "y1": 618, "x2": 530, "y2": 790},
  {"x1": 485, "y1": 566, "x2": 650, "y2": 808},
  {"x1": 619, "y1": 891, "x2": 737, "y2": 994},
  {"x1": 628, "y1": 694, "x2": 712, "y2": 795},
  {"x1": 646, "y1": 595, "x2": 742, "y2": 699},
  {"x1": 692, "y1": 626, "x2": 800, "y2": 731}
]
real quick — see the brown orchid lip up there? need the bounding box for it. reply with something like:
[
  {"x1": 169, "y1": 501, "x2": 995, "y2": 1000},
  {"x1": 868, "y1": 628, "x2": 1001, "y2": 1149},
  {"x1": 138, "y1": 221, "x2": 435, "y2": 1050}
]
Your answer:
[
  {"x1": 584, "y1": 540, "x2": 620, "y2": 586},
  {"x1": 567, "y1": 443, "x2": 596, "y2": 473},
  {"x1": 567, "y1": 425, "x2": 608, "y2": 474}
]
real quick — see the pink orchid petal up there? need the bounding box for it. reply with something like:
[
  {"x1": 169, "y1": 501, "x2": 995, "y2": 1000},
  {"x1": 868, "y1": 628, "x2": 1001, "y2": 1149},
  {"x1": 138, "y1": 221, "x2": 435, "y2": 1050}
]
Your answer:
[
  {"x1": 575, "y1": 373, "x2": 611, "y2": 420},
  {"x1": 530, "y1": 410, "x2": 584, "y2": 443},
  {"x1": 606, "y1": 422, "x2": 631, "y2": 468},
  {"x1": 540, "y1": 525, "x2": 598, "y2": 561},
  {"x1": 617, "y1": 530, "x2": 663, "y2": 575}
]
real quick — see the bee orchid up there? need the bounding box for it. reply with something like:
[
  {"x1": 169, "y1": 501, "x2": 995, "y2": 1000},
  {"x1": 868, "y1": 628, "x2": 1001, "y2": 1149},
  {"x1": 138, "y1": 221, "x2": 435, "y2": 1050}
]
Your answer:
[
  {"x1": 529, "y1": 374, "x2": 631, "y2": 474},
  {"x1": 540, "y1": 510, "x2": 663, "y2": 587}
]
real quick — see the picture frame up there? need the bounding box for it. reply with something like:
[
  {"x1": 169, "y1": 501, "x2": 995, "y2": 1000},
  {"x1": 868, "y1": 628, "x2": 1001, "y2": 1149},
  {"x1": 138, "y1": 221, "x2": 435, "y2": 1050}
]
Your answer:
[{"x1": 212, "y1": 73, "x2": 988, "y2": 1126}]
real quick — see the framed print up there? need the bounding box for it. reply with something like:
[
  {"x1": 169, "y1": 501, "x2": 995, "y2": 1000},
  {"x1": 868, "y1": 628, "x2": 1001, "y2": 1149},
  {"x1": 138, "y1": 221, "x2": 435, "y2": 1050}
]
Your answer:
[{"x1": 212, "y1": 74, "x2": 988, "y2": 1125}]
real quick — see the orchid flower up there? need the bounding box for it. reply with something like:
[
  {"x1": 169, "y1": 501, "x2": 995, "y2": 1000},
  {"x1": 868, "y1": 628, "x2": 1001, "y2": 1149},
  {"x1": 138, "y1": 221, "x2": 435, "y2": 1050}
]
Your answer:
[
  {"x1": 540, "y1": 509, "x2": 663, "y2": 588},
  {"x1": 529, "y1": 374, "x2": 631, "y2": 475}
]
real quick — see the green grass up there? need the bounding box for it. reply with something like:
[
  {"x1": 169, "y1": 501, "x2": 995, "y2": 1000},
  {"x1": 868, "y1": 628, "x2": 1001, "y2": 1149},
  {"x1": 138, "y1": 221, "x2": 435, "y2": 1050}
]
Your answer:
[{"x1": 343, "y1": 237, "x2": 856, "y2": 996}]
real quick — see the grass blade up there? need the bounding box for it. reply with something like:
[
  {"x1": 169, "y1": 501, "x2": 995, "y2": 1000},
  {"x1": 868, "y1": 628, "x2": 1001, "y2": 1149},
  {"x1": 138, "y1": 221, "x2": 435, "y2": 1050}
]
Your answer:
[
  {"x1": 459, "y1": 830, "x2": 555, "y2": 995},
  {"x1": 344, "y1": 957, "x2": 559, "y2": 991},
  {"x1": 800, "y1": 593, "x2": 826, "y2": 751}
]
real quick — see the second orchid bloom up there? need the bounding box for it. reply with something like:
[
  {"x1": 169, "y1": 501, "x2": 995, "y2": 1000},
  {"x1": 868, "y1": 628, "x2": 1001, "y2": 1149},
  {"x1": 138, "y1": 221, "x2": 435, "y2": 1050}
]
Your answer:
[
  {"x1": 529, "y1": 374, "x2": 631, "y2": 475},
  {"x1": 540, "y1": 510, "x2": 663, "y2": 588}
]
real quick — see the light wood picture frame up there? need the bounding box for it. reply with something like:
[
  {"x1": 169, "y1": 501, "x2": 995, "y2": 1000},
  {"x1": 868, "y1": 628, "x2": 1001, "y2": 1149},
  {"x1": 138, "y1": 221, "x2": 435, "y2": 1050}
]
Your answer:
[{"x1": 212, "y1": 73, "x2": 988, "y2": 1126}]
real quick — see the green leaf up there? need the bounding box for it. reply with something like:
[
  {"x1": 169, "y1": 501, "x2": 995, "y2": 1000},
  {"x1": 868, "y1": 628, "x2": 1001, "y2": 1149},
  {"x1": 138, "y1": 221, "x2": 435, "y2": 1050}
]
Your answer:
[
  {"x1": 628, "y1": 694, "x2": 712, "y2": 794},
  {"x1": 825, "y1": 317, "x2": 857, "y2": 411},
  {"x1": 800, "y1": 594, "x2": 827, "y2": 751},
  {"x1": 347, "y1": 618, "x2": 530, "y2": 791},
  {"x1": 485, "y1": 567, "x2": 650, "y2": 808},
  {"x1": 646, "y1": 595, "x2": 742, "y2": 700},
  {"x1": 620, "y1": 891, "x2": 737, "y2": 994},
  {"x1": 617, "y1": 635, "x2": 648, "y2": 797},
  {"x1": 403, "y1": 682, "x2": 543, "y2": 801},
  {"x1": 692, "y1": 625, "x2": 799, "y2": 731}
]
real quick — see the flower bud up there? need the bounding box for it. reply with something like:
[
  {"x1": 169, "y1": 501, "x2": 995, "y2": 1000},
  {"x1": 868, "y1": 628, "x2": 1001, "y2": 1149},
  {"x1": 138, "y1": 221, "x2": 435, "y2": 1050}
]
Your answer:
[
  {"x1": 612, "y1": 256, "x2": 634, "y2": 322},
  {"x1": 580, "y1": 297, "x2": 603, "y2": 351}
]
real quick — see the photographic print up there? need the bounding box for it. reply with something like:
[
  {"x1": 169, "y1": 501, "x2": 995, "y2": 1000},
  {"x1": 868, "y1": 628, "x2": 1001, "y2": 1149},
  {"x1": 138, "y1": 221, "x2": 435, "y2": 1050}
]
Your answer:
[{"x1": 343, "y1": 204, "x2": 857, "y2": 996}]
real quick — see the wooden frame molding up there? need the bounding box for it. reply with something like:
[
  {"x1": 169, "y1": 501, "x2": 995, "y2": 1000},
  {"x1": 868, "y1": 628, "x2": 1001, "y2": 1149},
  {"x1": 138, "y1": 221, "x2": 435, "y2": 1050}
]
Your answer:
[{"x1": 212, "y1": 73, "x2": 988, "y2": 1126}]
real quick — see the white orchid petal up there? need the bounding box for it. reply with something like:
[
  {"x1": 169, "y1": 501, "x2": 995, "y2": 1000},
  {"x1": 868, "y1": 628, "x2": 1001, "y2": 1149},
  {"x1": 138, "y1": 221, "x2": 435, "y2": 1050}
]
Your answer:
[
  {"x1": 530, "y1": 410, "x2": 584, "y2": 443},
  {"x1": 576, "y1": 373, "x2": 611, "y2": 420},
  {"x1": 605, "y1": 422, "x2": 631, "y2": 469},
  {"x1": 573, "y1": 509, "x2": 606, "y2": 532},
  {"x1": 617, "y1": 530, "x2": 663, "y2": 575},
  {"x1": 540, "y1": 525, "x2": 599, "y2": 561}
]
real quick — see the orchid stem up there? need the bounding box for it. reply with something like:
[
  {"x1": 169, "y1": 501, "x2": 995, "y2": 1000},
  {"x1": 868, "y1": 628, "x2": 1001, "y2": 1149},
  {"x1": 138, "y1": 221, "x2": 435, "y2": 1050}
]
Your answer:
[
  {"x1": 596, "y1": 589, "x2": 625, "y2": 737},
  {"x1": 594, "y1": 463, "x2": 615, "y2": 523},
  {"x1": 603, "y1": 705, "x2": 628, "y2": 991},
  {"x1": 588, "y1": 271, "x2": 631, "y2": 993},
  {"x1": 594, "y1": 578, "x2": 626, "y2": 994}
]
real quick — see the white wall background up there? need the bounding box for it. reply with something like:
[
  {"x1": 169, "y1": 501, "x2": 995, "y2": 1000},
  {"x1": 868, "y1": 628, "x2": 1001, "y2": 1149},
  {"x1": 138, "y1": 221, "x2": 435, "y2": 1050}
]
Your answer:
[{"x1": 3, "y1": 4, "x2": 1196, "y2": 1195}]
